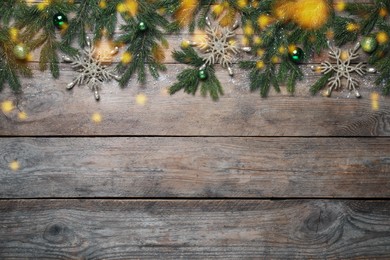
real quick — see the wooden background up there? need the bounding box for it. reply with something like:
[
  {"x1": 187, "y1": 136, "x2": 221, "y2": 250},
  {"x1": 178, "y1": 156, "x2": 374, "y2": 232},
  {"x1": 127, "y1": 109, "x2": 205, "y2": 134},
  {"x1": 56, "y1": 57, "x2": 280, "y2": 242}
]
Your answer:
[{"x1": 1, "y1": 1, "x2": 390, "y2": 258}]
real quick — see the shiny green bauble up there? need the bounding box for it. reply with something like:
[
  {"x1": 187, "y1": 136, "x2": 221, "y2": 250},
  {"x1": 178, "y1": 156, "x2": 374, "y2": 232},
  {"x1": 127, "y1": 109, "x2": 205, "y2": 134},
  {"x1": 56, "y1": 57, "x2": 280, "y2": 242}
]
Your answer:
[
  {"x1": 53, "y1": 12, "x2": 68, "y2": 30},
  {"x1": 361, "y1": 36, "x2": 378, "y2": 53},
  {"x1": 198, "y1": 69, "x2": 208, "y2": 80},
  {"x1": 138, "y1": 21, "x2": 147, "y2": 31},
  {"x1": 13, "y1": 44, "x2": 29, "y2": 60},
  {"x1": 289, "y1": 47, "x2": 304, "y2": 63}
]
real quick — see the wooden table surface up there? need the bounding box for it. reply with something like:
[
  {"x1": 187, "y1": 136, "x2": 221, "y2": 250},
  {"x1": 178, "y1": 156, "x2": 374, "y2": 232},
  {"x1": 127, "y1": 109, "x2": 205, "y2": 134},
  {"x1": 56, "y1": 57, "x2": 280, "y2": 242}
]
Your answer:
[{"x1": 1, "y1": 1, "x2": 390, "y2": 259}]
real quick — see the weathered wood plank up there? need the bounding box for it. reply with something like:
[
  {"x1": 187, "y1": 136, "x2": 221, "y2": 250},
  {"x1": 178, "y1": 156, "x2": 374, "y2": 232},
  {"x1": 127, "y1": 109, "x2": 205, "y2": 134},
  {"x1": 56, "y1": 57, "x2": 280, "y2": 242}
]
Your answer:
[
  {"x1": 1, "y1": 137, "x2": 389, "y2": 198},
  {"x1": 1, "y1": 66, "x2": 388, "y2": 136},
  {"x1": 0, "y1": 199, "x2": 389, "y2": 259}
]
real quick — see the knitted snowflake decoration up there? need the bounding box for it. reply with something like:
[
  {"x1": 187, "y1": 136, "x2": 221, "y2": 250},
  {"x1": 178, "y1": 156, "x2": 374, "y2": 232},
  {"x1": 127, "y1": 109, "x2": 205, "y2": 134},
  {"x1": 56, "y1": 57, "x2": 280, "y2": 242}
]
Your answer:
[
  {"x1": 64, "y1": 37, "x2": 119, "y2": 100},
  {"x1": 196, "y1": 17, "x2": 251, "y2": 76},
  {"x1": 317, "y1": 42, "x2": 366, "y2": 98}
]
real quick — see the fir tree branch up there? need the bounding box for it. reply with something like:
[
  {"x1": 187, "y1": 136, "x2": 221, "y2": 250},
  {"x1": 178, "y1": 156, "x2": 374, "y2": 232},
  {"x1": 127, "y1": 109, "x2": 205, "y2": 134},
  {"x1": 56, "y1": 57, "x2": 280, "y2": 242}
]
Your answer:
[
  {"x1": 62, "y1": 0, "x2": 121, "y2": 47},
  {"x1": 116, "y1": 2, "x2": 169, "y2": 86},
  {"x1": 0, "y1": 26, "x2": 31, "y2": 92},
  {"x1": 169, "y1": 47, "x2": 223, "y2": 101},
  {"x1": 16, "y1": 0, "x2": 76, "y2": 78},
  {"x1": 310, "y1": 72, "x2": 334, "y2": 95}
]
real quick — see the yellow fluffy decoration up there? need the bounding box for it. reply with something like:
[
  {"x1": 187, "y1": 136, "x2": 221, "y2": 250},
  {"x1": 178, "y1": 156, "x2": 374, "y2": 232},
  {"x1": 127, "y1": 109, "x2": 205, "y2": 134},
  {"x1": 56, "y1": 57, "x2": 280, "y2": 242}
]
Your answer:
[
  {"x1": 273, "y1": 0, "x2": 330, "y2": 30},
  {"x1": 174, "y1": 0, "x2": 198, "y2": 27}
]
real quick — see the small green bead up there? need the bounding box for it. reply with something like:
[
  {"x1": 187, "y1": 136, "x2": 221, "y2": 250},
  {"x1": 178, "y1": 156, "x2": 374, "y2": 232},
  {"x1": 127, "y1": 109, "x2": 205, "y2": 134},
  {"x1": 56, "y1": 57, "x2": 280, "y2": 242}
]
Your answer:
[
  {"x1": 198, "y1": 69, "x2": 208, "y2": 80},
  {"x1": 361, "y1": 36, "x2": 377, "y2": 53},
  {"x1": 138, "y1": 21, "x2": 147, "y2": 31},
  {"x1": 13, "y1": 44, "x2": 29, "y2": 60},
  {"x1": 289, "y1": 47, "x2": 304, "y2": 63},
  {"x1": 53, "y1": 12, "x2": 68, "y2": 30}
]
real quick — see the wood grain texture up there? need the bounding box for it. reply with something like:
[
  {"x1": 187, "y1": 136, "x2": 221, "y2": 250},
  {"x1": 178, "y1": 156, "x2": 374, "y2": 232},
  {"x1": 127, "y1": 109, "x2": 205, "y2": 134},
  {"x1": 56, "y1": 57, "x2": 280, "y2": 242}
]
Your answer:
[
  {"x1": 1, "y1": 137, "x2": 389, "y2": 198},
  {"x1": 1, "y1": 66, "x2": 389, "y2": 136},
  {"x1": 0, "y1": 199, "x2": 390, "y2": 259}
]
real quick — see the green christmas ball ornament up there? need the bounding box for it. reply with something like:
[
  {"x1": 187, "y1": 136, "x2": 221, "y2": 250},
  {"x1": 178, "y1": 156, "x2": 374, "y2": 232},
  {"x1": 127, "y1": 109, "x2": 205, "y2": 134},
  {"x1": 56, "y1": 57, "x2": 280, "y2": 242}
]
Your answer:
[
  {"x1": 198, "y1": 69, "x2": 208, "y2": 80},
  {"x1": 361, "y1": 36, "x2": 378, "y2": 53},
  {"x1": 289, "y1": 47, "x2": 304, "y2": 63},
  {"x1": 138, "y1": 21, "x2": 147, "y2": 31},
  {"x1": 53, "y1": 12, "x2": 68, "y2": 30},
  {"x1": 13, "y1": 43, "x2": 29, "y2": 60}
]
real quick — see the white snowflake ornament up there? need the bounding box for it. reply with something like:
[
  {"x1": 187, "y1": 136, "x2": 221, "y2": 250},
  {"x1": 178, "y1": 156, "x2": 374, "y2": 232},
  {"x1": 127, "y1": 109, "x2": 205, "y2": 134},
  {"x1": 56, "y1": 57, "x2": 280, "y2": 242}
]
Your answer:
[
  {"x1": 313, "y1": 41, "x2": 376, "y2": 98},
  {"x1": 63, "y1": 37, "x2": 119, "y2": 100},
  {"x1": 190, "y1": 17, "x2": 251, "y2": 76}
]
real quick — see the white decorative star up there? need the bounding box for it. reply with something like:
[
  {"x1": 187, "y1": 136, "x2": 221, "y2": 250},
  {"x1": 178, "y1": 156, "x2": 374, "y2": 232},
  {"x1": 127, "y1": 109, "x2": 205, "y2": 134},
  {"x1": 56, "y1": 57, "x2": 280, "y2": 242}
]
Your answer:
[
  {"x1": 193, "y1": 17, "x2": 251, "y2": 76},
  {"x1": 317, "y1": 42, "x2": 367, "y2": 98},
  {"x1": 64, "y1": 37, "x2": 119, "y2": 100}
]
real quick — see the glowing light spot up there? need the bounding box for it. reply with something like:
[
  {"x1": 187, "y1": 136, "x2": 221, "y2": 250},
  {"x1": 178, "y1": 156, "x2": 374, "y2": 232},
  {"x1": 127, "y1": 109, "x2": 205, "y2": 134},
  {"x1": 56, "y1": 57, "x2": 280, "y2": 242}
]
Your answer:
[
  {"x1": 212, "y1": 4, "x2": 224, "y2": 16},
  {"x1": 288, "y1": 44, "x2": 297, "y2": 54},
  {"x1": 253, "y1": 36, "x2": 262, "y2": 45},
  {"x1": 91, "y1": 112, "x2": 103, "y2": 123},
  {"x1": 136, "y1": 93, "x2": 148, "y2": 106},
  {"x1": 237, "y1": 0, "x2": 248, "y2": 8},
  {"x1": 193, "y1": 30, "x2": 207, "y2": 44},
  {"x1": 158, "y1": 7, "x2": 166, "y2": 15},
  {"x1": 181, "y1": 40, "x2": 190, "y2": 49},
  {"x1": 377, "y1": 31, "x2": 389, "y2": 45},
  {"x1": 117, "y1": 0, "x2": 138, "y2": 17},
  {"x1": 256, "y1": 60, "x2": 265, "y2": 70},
  {"x1": 244, "y1": 23, "x2": 254, "y2": 36},
  {"x1": 346, "y1": 23, "x2": 359, "y2": 32},
  {"x1": 9, "y1": 160, "x2": 20, "y2": 171},
  {"x1": 37, "y1": 0, "x2": 51, "y2": 10},
  {"x1": 257, "y1": 14, "x2": 273, "y2": 30},
  {"x1": 371, "y1": 92, "x2": 380, "y2": 111},
  {"x1": 326, "y1": 29, "x2": 335, "y2": 40},
  {"x1": 9, "y1": 27, "x2": 19, "y2": 42},
  {"x1": 379, "y1": 8, "x2": 388, "y2": 18},
  {"x1": 278, "y1": 46, "x2": 286, "y2": 54},
  {"x1": 18, "y1": 111, "x2": 28, "y2": 120},
  {"x1": 99, "y1": 0, "x2": 107, "y2": 9},
  {"x1": 121, "y1": 52, "x2": 132, "y2": 64},
  {"x1": 313, "y1": 66, "x2": 322, "y2": 73},
  {"x1": 340, "y1": 51, "x2": 349, "y2": 61},
  {"x1": 161, "y1": 87, "x2": 169, "y2": 96},
  {"x1": 256, "y1": 48, "x2": 265, "y2": 57},
  {"x1": 95, "y1": 39, "x2": 117, "y2": 62},
  {"x1": 241, "y1": 37, "x2": 249, "y2": 46},
  {"x1": 334, "y1": 1, "x2": 346, "y2": 12},
  {"x1": 1, "y1": 100, "x2": 14, "y2": 114},
  {"x1": 271, "y1": 56, "x2": 281, "y2": 64},
  {"x1": 26, "y1": 52, "x2": 34, "y2": 62}
]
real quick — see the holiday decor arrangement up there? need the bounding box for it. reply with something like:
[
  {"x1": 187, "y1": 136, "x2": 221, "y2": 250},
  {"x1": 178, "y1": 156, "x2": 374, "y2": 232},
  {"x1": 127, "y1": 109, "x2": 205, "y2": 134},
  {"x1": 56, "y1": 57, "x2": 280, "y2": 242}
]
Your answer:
[{"x1": 0, "y1": 0, "x2": 389, "y2": 100}]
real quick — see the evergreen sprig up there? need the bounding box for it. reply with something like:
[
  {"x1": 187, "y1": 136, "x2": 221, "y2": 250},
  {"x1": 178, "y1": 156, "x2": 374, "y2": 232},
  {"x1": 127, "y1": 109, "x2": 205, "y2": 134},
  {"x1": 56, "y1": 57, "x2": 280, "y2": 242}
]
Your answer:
[
  {"x1": 169, "y1": 47, "x2": 223, "y2": 101},
  {"x1": 16, "y1": 0, "x2": 76, "y2": 78},
  {"x1": 0, "y1": 26, "x2": 32, "y2": 92},
  {"x1": 240, "y1": 61, "x2": 282, "y2": 97},
  {"x1": 369, "y1": 20, "x2": 390, "y2": 95},
  {"x1": 116, "y1": 1, "x2": 169, "y2": 86},
  {"x1": 62, "y1": 0, "x2": 121, "y2": 47},
  {"x1": 0, "y1": 1, "x2": 31, "y2": 92},
  {"x1": 310, "y1": 72, "x2": 334, "y2": 96},
  {"x1": 164, "y1": 0, "x2": 214, "y2": 32},
  {"x1": 342, "y1": 0, "x2": 390, "y2": 95}
]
